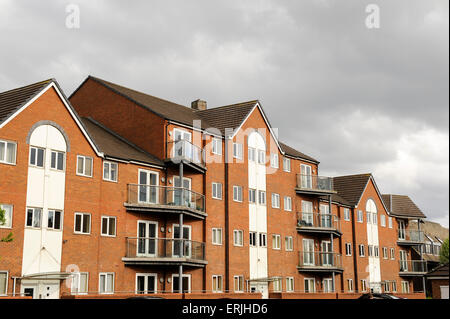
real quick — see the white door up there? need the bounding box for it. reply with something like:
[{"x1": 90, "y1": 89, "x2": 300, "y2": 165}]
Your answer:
[
  {"x1": 323, "y1": 278, "x2": 333, "y2": 293},
  {"x1": 136, "y1": 274, "x2": 157, "y2": 294},
  {"x1": 174, "y1": 129, "x2": 192, "y2": 158},
  {"x1": 399, "y1": 250, "x2": 408, "y2": 271},
  {"x1": 173, "y1": 225, "x2": 191, "y2": 257},
  {"x1": 320, "y1": 204, "x2": 332, "y2": 228},
  {"x1": 440, "y1": 286, "x2": 449, "y2": 299},
  {"x1": 138, "y1": 170, "x2": 158, "y2": 204},
  {"x1": 303, "y1": 239, "x2": 315, "y2": 266},
  {"x1": 301, "y1": 201, "x2": 314, "y2": 226},
  {"x1": 398, "y1": 220, "x2": 406, "y2": 240},
  {"x1": 300, "y1": 164, "x2": 312, "y2": 188},
  {"x1": 40, "y1": 283, "x2": 59, "y2": 299},
  {"x1": 137, "y1": 221, "x2": 158, "y2": 257},
  {"x1": 173, "y1": 176, "x2": 191, "y2": 207},
  {"x1": 321, "y1": 241, "x2": 333, "y2": 266}
]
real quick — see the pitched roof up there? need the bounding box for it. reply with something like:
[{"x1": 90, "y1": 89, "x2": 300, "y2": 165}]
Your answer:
[
  {"x1": 80, "y1": 117, "x2": 164, "y2": 167},
  {"x1": 381, "y1": 194, "x2": 426, "y2": 219},
  {"x1": 426, "y1": 263, "x2": 449, "y2": 278},
  {"x1": 0, "y1": 79, "x2": 53, "y2": 125},
  {"x1": 279, "y1": 141, "x2": 319, "y2": 163},
  {"x1": 332, "y1": 173, "x2": 372, "y2": 207}
]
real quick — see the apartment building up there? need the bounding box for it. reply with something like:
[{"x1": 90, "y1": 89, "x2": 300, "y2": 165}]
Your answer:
[{"x1": 0, "y1": 77, "x2": 427, "y2": 298}]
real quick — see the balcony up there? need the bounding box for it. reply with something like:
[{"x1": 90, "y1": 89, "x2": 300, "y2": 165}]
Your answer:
[
  {"x1": 125, "y1": 184, "x2": 207, "y2": 219},
  {"x1": 399, "y1": 260, "x2": 427, "y2": 276},
  {"x1": 295, "y1": 174, "x2": 335, "y2": 195},
  {"x1": 397, "y1": 230, "x2": 425, "y2": 246},
  {"x1": 296, "y1": 212, "x2": 341, "y2": 236},
  {"x1": 122, "y1": 237, "x2": 207, "y2": 267},
  {"x1": 297, "y1": 251, "x2": 343, "y2": 273},
  {"x1": 166, "y1": 140, "x2": 206, "y2": 173}
]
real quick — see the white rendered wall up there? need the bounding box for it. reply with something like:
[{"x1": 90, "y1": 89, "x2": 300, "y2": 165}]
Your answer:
[{"x1": 366, "y1": 198, "x2": 381, "y2": 293}]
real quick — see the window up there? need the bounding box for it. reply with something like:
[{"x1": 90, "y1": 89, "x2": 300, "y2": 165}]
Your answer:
[
  {"x1": 361, "y1": 280, "x2": 367, "y2": 292},
  {"x1": 136, "y1": 274, "x2": 157, "y2": 294},
  {"x1": 103, "y1": 161, "x2": 118, "y2": 182},
  {"x1": 29, "y1": 146, "x2": 45, "y2": 168},
  {"x1": 390, "y1": 248, "x2": 395, "y2": 260},
  {"x1": 0, "y1": 204, "x2": 13, "y2": 228},
  {"x1": 388, "y1": 217, "x2": 393, "y2": 228},
  {"x1": 233, "y1": 230, "x2": 243, "y2": 246},
  {"x1": 258, "y1": 190, "x2": 266, "y2": 205},
  {"x1": 248, "y1": 147, "x2": 256, "y2": 162},
  {"x1": 212, "y1": 275, "x2": 223, "y2": 293},
  {"x1": 304, "y1": 278, "x2": 315, "y2": 293},
  {"x1": 272, "y1": 234, "x2": 281, "y2": 250},
  {"x1": 344, "y1": 208, "x2": 350, "y2": 221},
  {"x1": 249, "y1": 232, "x2": 257, "y2": 247},
  {"x1": 284, "y1": 196, "x2": 292, "y2": 211},
  {"x1": 383, "y1": 281, "x2": 390, "y2": 293},
  {"x1": 374, "y1": 246, "x2": 379, "y2": 258},
  {"x1": 392, "y1": 281, "x2": 397, "y2": 292},
  {"x1": 0, "y1": 271, "x2": 7, "y2": 296},
  {"x1": 283, "y1": 157, "x2": 290, "y2": 172},
  {"x1": 345, "y1": 243, "x2": 352, "y2": 256},
  {"x1": 259, "y1": 233, "x2": 267, "y2": 247},
  {"x1": 212, "y1": 138, "x2": 222, "y2": 155},
  {"x1": 71, "y1": 272, "x2": 89, "y2": 295},
  {"x1": 99, "y1": 273, "x2": 114, "y2": 294},
  {"x1": 380, "y1": 214, "x2": 386, "y2": 227},
  {"x1": 0, "y1": 140, "x2": 16, "y2": 164},
  {"x1": 285, "y1": 236, "x2": 293, "y2": 251},
  {"x1": 366, "y1": 212, "x2": 371, "y2": 224},
  {"x1": 272, "y1": 278, "x2": 282, "y2": 292},
  {"x1": 26, "y1": 207, "x2": 42, "y2": 228},
  {"x1": 74, "y1": 213, "x2": 91, "y2": 234},
  {"x1": 77, "y1": 155, "x2": 93, "y2": 177},
  {"x1": 233, "y1": 186, "x2": 243, "y2": 202},
  {"x1": 359, "y1": 244, "x2": 365, "y2": 257},
  {"x1": 271, "y1": 193, "x2": 280, "y2": 208},
  {"x1": 368, "y1": 245, "x2": 373, "y2": 257},
  {"x1": 286, "y1": 277, "x2": 294, "y2": 292},
  {"x1": 347, "y1": 279, "x2": 353, "y2": 292},
  {"x1": 248, "y1": 189, "x2": 256, "y2": 204},
  {"x1": 270, "y1": 153, "x2": 279, "y2": 168},
  {"x1": 401, "y1": 281, "x2": 410, "y2": 293},
  {"x1": 212, "y1": 183, "x2": 222, "y2": 200},
  {"x1": 383, "y1": 247, "x2": 388, "y2": 259},
  {"x1": 258, "y1": 150, "x2": 265, "y2": 164},
  {"x1": 372, "y1": 213, "x2": 377, "y2": 225},
  {"x1": 234, "y1": 276, "x2": 244, "y2": 293},
  {"x1": 47, "y1": 210, "x2": 62, "y2": 230},
  {"x1": 50, "y1": 150, "x2": 65, "y2": 171},
  {"x1": 212, "y1": 228, "x2": 222, "y2": 245},
  {"x1": 101, "y1": 216, "x2": 116, "y2": 237},
  {"x1": 233, "y1": 143, "x2": 243, "y2": 159},
  {"x1": 357, "y1": 210, "x2": 363, "y2": 223}
]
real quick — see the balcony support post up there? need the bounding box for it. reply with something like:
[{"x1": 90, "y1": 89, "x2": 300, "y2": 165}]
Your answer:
[{"x1": 178, "y1": 264, "x2": 183, "y2": 293}]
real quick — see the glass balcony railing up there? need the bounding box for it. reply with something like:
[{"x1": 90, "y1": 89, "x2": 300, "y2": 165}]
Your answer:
[
  {"x1": 167, "y1": 140, "x2": 205, "y2": 166},
  {"x1": 399, "y1": 260, "x2": 427, "y2": 273},
  {"x1": 296, "y1": 174, "x2": 334, "y2": 193},
  {"x1": 298, "y1": 251, "x2": 342, "y2": 269},
  {"x1": 297, "y1": 212, "x2": 341, "y2": 233}
]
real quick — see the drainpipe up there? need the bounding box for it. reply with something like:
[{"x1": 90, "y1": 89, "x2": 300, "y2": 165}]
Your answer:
[
  {"x1": 418, "y1": 218, "x2": 426, "y2": 295},
  {"x1": 179, "y1": 162, "x2": 184, "y2": 293},
  {"x1": 329, "y1": 195, "x2": 335, "y2": 292},
  {"x1": 351, "y1": 207, "x2": 359, "y2": 292},
  {"x1": 224, "y1": 137, "x2": 230, "y2": 292}
]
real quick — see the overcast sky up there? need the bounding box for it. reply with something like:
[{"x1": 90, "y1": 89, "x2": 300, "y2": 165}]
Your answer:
[{"x1": 1, "y1": 0, "x2": 448, "y2": 227}]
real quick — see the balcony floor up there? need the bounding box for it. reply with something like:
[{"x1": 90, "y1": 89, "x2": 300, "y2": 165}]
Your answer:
[
  {"x1": 122, "y1": 257, "x2": 208, "y2": 267},
  {"x1": 399, "y1": 271, "x2": 427, "y2": 277},
  {"x1": 124, "y1": 202, "x2": 207, "y2": 219},
  {"x1": 397, "y1": 240, "x2": 424, "y2": 246},
  {"x1": 296, "y1": 226, "x2": 342, "y2": 237},
  {"x1": 297, "y1": 266, "x2": 343, "y2": 273},
  {"x1": 164, "y1": 158, "x2": 206, "y2": 174},
  {"x1": 295, "y1": 188, "x2": 337, "y2": 196}
]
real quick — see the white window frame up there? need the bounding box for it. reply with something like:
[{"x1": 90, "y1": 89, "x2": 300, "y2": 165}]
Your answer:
[
  {"x1": 284, "y1": 196, "x2": 292, "y2": 211},
  {"x1": 248, "y1": 189, "x2": 256, "y2": 204},
  {"x1": 50, "y1": 150, "x2": 65, "y2": 171},
  {"x1": 390, "y1": 248, "x2": 395, "y2": 260},
  {"x1": 47, "y1": 209, "x2": 63, "y2": 230},
  {"x1": 103, "y1": 161, "x2": 118, "y2": 182},
  {"x1": 392, "y1": 281, "x2": 397, "y2": 292},
  {"x1": 270, "y1": 153, "x2": 279, "y2": 168},
  {"x1": 0, "y1": 204, "x2": 13, "y2": 228},
  {"x1": 366, "y1": 212, "x2": 371, "y2": 224},
  {"x1": 359, "y1": 244, "x2": 365, "y2": 257},
  {"x1": 29, "y1": 146, "x2": 45, "y2": 168},
  {"x1": 76, "y1": 155, "x2": 93, "y2": 177},
  {"x1": 259, "y1": 233, "x2": 267, "y2": 247},
  {"x1": 401, "y1": 281, "x2": 410, "y2": 293},
  {"x1": 25, "y1": 207, "x2": 42, "y2": 228},
  {"x1": 345, "y1": 243, "x2": 352, "y2": 256},
  {"x1": 304, "y1": 278, "x2": 315, "y2": 293},
  {"x1": 271, "y1": 193, "x2": 280, "y2": 209},
  {"x1": 212, "y1": 228, "x2": 223, "y2": 245},
  {"x1": 248, "y1": 147, "x2": 256, "y2": 162},
  {"x1": 98, "y1": 273, "x2": 114, "y2": 294},
  {"x1": 368, "y1": 245, "x2": 373, "y2": 257},
  {"x1": 283, "y1": 157, "x2": 291, "y2": 172},
  {"x1": 249, "y1": 232, "x2": 257, "y2": 247},
  {"x1": 233, "y1": 186, "x2": 243, "y2": 202},
  {"x1": 372, "y1": 213, "x2": 378, "y2": 225},
  {"x1": 171, "y1": 274, "x2": 191, "y2": 293},
  {"x1": 0, "y1": 140, "x2": 17, "y2": 165},
  {"x1": 74, "y1": 212, "x2": 91, "y2": 234},
  {"x1": 234, "y1": 275, "x2": 244, "y2": 293},
  {"x1": 383, "y1": 247, "x2": 388, "y2": 259},
  {"x1": 272, "y1": 277, "x2": 282, "y2": 293},
  {"x1": 212, "y1": 182, "x2": 223, "y2": 200},
  {"x1": 233, "y1": 230, "x2": 243, "y2": 247},
  {"x1": 212, "y1": 138, "x2": 222, "y2": 155},
  {"x1": 285, "y1": 236, "x2": 293, "y2": 251},
  {"x1": 344, "y1": 208, "x2": 350, "y2": 221},
  {"x1": 136, "y1": 273, "x2": 158, "y2": 294},
  {"x1": 357, "y1": 210, "x2": 363, "y2": 223},
  {"x1": 347, "y1": 279, "x2": 354, "y2": 292},
  {"x1": 258, "y1": 190, "x2": 266, "y2": 205},
  {"x1": 361, "y1": 279, "x2": 367, "y2": 292},
  {"x1": 212, "y1": 275, "x2": 223, "y2": 293},
  {"x1": 286, "y1": 277, "x2": 294, "y2": 292},
  {"x1": 101, "y1": 216, "x2": 116, "y2": 237},
  {"x1": 233, "y1": 143, "x2": 243, "y2": 159},
  {"x1": 380, "y1": 214, "x2": 386, "y2": 227},
  {"x1": 272, "y1": 234, "x2": 281, "y2": 250},
  {"x1": 388, "y1": 217, "x2": 393, "y2": 228},
  {"x1": 257, "y1": 150, "x2": 265, "y2": 165},
  {"x1": 71, "y1": 272, "x2": 89, "y2": 295},
  {"x1": 374, "y1": 246, "x2": 379, "y2": 258},
  {"x1": 0, "y1": 271, "x2": 8, "y2": 296}
]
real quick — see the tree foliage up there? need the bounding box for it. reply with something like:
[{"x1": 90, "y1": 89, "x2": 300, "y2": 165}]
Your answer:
[
  {"x1": 440, "y1": 238, "x2": 449, "y2": 265},
  {"x1": 0, "y1": 208, "x2": 14, "y2": 242}
]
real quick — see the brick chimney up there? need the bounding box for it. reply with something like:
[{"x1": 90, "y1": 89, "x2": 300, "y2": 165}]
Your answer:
[{"x1": 191, "y1": 99, "x2": 207, "y2": 111}]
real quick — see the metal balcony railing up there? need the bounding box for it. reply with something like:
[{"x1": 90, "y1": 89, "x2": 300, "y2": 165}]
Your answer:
[
  {"x1": 296, "y1": 174, "x2": 334, "y2": 193},
  {"x1": 398, "y1": 230, "x2": 425, "y2": 243},
  {"x1": 125, "y1": 237, "x2": 206, "y2": 261},
  {"x1": 399, "y1": 260, "x2": 428, "y2": 273},
  {"x1": 297, "y1": 212, "x2": 340, "y2": 232},
  {"x1": 167, "y1": 139, "x2": 205, "y2": 166},
  {"x1": 298, "y1": 251, "x2": 342, "y2": 269},
  {"x1": 127, "y1": 184, "x2": 205, "y2": 213}
]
